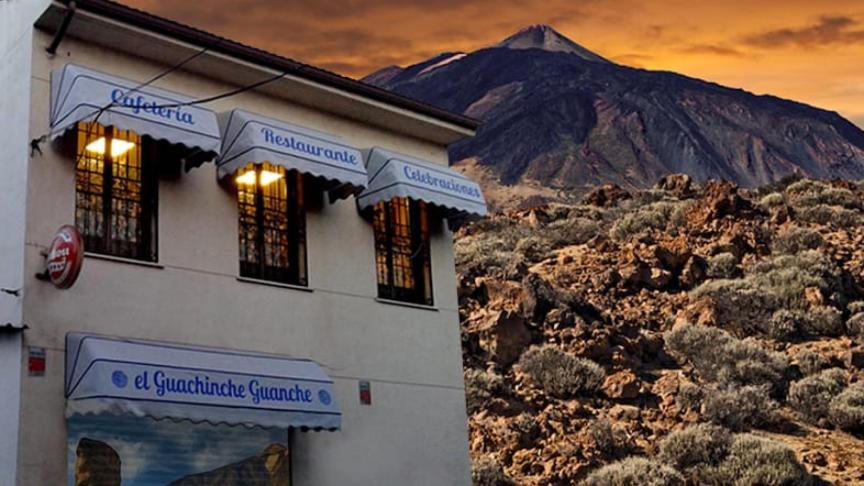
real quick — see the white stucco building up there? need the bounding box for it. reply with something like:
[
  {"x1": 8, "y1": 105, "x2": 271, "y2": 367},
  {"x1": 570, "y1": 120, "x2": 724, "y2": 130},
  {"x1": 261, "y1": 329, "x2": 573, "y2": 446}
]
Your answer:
[{"x1": 0, "y1": 1, "x2": 486, "y2": 484}]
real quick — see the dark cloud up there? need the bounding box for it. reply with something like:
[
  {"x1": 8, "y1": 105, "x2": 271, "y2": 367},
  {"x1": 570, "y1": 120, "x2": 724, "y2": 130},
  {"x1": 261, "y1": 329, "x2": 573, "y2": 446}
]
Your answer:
[{"x1": 744, "y1": 15, "x2": 864, "y2": 48}]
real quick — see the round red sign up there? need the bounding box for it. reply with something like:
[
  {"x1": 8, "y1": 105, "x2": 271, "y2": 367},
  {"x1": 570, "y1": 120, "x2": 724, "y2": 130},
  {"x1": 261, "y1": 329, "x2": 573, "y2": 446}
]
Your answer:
[{"x1": 46, "y1": 225, "x2": 84, "y2": 289}]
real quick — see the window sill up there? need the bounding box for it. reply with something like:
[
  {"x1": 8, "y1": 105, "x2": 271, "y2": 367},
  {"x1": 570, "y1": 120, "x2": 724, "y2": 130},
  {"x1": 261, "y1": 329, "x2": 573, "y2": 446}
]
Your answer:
[
  {"x1": 85, "y1": 252, "x2": 164, "y2": 269},
  {"x1": 375, "y1": 298, "x2": 438, "y2": 312},
  {"x1": 236, "y1": 277, "x2": 313, "y2": 292}
]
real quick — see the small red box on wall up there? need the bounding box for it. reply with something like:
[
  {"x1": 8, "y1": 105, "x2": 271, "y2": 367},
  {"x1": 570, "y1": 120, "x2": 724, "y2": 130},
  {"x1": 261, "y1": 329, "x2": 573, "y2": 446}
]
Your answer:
[
  {"x1": 28, "y1": 347, "x2": 46, "y2": 376},
  {"x1": 359, "y1": 380, "x2": 371, "y2": 405}
]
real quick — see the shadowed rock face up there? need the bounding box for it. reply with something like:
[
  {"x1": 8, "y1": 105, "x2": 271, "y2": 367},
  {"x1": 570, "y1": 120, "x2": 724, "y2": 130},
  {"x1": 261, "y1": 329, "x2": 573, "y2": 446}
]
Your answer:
[
  {"x1": 365, "y1": 26, "x2": 864, "y2": 201},
  {"x1": 168, "y1": 443, "x2": 291, "y2": 486},
  {"x1": 75, "y1": 438, "x2": 121, "y2": 486}
]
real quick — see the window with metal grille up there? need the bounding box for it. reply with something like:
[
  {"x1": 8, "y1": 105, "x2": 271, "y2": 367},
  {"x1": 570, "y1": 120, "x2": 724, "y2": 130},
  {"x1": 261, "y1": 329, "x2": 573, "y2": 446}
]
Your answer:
[
  {"x1": 373, "y1": 198, "x2": 432, "y2": 305},
  {"x1": 74, "y1": 122, "x2": 157, "y2": 261},
  {"x1": 237, "y1": 164, "x2": 307, "y2": 286}
]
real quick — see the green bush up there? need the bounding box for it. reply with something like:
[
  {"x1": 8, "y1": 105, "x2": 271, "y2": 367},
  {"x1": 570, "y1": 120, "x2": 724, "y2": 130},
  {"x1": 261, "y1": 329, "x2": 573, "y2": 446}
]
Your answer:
[
  {"x1": 517, "y1": 345, "x2": 605, "y2": 398},
  {"x1": 657, "y1": 423, "x2": 731, "y2": 477},
  {"x1": 464, "y1": 368, "x2": 504, "y2": 414},
  {"x1": 704, "y1": 434, "x2": 813, "y2": 486},
  {"x1": 787, "y1": 368, "x2": 847, "y2": 424},
  {"x1": 702, "y1": 385, "x2": 779, "y2": 431},
  {"x1": 771, "y1": 227, "x2": 823, "y2": 255},
  {"x1": 793, "y1": 349, "x2": 827, "y2": 376},
  {"x1": 664, "y1": 324, "x2": 788, "y2": 394},
  {"x1": 706, "y1": 253, "x2": 739, "y2": 279},
  {"x1": 471, "y1": 456, "x2": 514, "y2": 486},
  {"x1": 584, "y1": 457, "x2": 685, "y2": 486},
  {"x1": 828, "y1": 384, "x2": 864, "y2": 432}
]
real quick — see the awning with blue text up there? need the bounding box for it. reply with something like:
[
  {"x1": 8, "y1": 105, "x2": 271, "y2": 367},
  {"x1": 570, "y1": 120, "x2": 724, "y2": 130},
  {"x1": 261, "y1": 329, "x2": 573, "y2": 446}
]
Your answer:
[
  {"x1": 216, "y1": 109, "x2": 367, "y2": 197},
  {"x1": 49, "y1": 64, "x2": 221, "y2": 161},
  {"x1": 357, "y1": 147, "x2": 487, "y2": 219},
  {"x1": 65, "y1": 333, "x2": 341, "y2": 430}
]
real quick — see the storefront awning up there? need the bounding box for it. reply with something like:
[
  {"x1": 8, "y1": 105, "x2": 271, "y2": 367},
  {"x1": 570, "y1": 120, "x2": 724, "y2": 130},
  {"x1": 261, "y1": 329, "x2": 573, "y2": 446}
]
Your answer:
[
  {"x1": 49, "y1": 64, "x2": 221, "y2": 161},
  {"x1": 357, "y1": 147, "x2": 487, "y2": 219},
  {"x1": 65, "y1": 333, "x2": 341, "y2": 430},
  {"x1": 216, "y1": 110, "x2": 367, "y2": 197}
]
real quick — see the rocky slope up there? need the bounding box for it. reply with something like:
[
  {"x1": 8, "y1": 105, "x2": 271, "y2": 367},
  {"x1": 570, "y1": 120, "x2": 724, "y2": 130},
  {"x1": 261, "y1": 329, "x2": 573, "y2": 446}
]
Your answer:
[
  {"x1": 456, "y1": 175, "x2": 864, "y2": 485},
  {"x1": 366, "y1": 26, "x2": 864, "y2": 209}
]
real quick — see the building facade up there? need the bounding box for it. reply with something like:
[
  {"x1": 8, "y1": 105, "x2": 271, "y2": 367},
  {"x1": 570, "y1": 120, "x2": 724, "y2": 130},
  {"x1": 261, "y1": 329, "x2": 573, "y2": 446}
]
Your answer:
[{"x1": 0, "y1": 1, "x2": 485, "y2": 485}]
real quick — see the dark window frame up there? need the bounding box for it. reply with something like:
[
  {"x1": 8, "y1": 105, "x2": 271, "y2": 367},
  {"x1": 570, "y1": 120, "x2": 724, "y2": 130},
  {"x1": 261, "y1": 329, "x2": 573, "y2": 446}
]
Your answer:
[
  {"x1": 373, "y1": 197, "x2": 433, "y2": 306},
  {"x1": 73, "y1": 122, "x2": 158, "y2": 262},
  {"x1": 237, "y1": 164, "x2": 308, "y2": 286}
]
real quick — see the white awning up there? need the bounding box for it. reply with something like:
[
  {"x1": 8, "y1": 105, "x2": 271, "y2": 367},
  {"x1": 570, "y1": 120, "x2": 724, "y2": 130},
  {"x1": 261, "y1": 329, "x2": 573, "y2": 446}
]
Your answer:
[
  {"x1": 49, "y1": 64, "x2": 221, "y2": 160},
  {"x1": 216, "y1": 110, "x2": 367, "y2": 196},
  {"x1": 65, "y1": 333, "x2": 341, "y2": 431},
  {"x1": 357, "y1": 147, "x2": 487, "y2": 219}
]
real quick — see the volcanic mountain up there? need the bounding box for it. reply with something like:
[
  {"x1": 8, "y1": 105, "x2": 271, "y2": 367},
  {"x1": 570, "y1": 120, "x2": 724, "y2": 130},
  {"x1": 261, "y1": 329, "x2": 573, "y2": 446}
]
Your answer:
[{"x1": 364, "y1": 25, "x2": 864, "y2": 207}]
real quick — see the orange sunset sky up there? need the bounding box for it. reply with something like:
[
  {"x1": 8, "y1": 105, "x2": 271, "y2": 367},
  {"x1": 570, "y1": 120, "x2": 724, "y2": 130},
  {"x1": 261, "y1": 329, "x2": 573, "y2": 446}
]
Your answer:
[{"x1": 125, "y1": 0, "x2": 864, "y2": 128}]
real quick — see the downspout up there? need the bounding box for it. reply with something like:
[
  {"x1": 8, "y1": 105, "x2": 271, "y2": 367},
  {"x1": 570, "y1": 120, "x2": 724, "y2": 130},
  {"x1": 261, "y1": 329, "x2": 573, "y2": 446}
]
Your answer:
[{"x1": 45, "y1": 0, "x2": 76, "y2": 55}]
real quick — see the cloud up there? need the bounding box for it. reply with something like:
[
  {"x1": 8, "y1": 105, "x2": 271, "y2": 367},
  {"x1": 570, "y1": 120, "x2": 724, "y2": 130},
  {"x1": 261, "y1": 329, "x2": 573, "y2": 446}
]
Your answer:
[
  {"x1": 680, "y1": 44, "x2": 746, "y2": 57},
  {"x1": 744, "y1": 15, "x2": 864, "y2": 48},
  {"x1": 609, "y1": 53, "x2": 653, "y2": 67}
]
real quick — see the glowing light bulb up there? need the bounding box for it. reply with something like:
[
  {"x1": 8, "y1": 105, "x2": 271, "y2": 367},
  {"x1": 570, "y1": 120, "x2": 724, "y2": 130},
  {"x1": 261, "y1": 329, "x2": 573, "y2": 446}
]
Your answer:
[
  {"x1": 84, "y1": 137, "x2": 136, "y2": 157},
  {"x1": 235, "y1": 171, "x2": 257, "y2": 185},
  {"x1": 259, "y1": 170, "x2": 284, "y2": 186}
]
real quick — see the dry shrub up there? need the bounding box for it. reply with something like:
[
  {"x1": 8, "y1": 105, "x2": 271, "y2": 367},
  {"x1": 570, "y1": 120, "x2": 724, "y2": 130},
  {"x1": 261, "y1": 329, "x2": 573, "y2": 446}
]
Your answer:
[
  {"x1": 455, "y1": 217, "x2": 531, "y2": 272},
  {"x1": 464, "y1": 368, "x2": 504, "y2": 414},
  {"x1": 828, "y1": 384, "x2": 864, "y2": 432},
  {"x1": 702, "y1": 385, "x2": 779, "y2": 431},
  {"x1": 785, "y1": 179, "x2": 859, "y2": 210},
  {"x1": 706, "y1": 253, "x2": 739, "y2": 279},
  {"x1": 793, "y1": 349, "x2": 827, "y2": 376},
  {"x1": 589, "y1": 418, "x2": 630, "y2": 456},
  {"x1": 517, "y1": 345, "x2": 605, "y2": 398},
  {"x1": 806, "y1": 305, "x2": 845, "y2": 336},
  {"x1": 796, "y1": 204, "x2": 861, "y2": 228},
  {"x1": 546, "y1": 214, "x2": 605, "y2": 246},
  {"x1": 766, "y1": 309, "x2": 800, "y2": 340},
  {"x1": 771, "y1": 227, "x2": 822, "y2": 255},
  {"x1": 676, "y1": 382, "x2": 704, "y2": 411},
  {"x1": 664, "y1": 323, "x2": 788, "y2": 394},
  {"x1": 514, "y1": 235, "x2": 553, "y2": 263},
  {"x1": 703, "y1": 434, "x2": 813, "y2": 486},
  {"x1": 584, "y1": 457, "x2": 685, "y2": 486},
  {"x1": 657, "y1": 423, "x2": 731, "y2": 478},
  {"x1": 759, "y1": 192, "x2": 785, "y2": 208},
  {"x1": 609, "y1": 201, "x2": 689, "y2": 240},
  {"x1": 787, "y1": 368, "x2": 847, "y2": 424},
  {"x1": 848, "y1": 301, "x2": 864, "y2": 314},
  {"x1": 846, "y1": 312, "x2": 864, "y2": 338},
  {"x1": 693, "y1": 250, "x2": 843, "y2": 336},
  {"x1": 471, "y1": 456, "x2": 514, "y2": 486}
]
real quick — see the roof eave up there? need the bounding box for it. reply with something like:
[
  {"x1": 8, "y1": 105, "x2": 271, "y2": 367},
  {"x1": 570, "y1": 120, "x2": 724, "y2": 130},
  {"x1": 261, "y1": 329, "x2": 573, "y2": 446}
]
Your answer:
[{"x1": 36, "y1": 0, "x2": 478, "y2": 145}]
